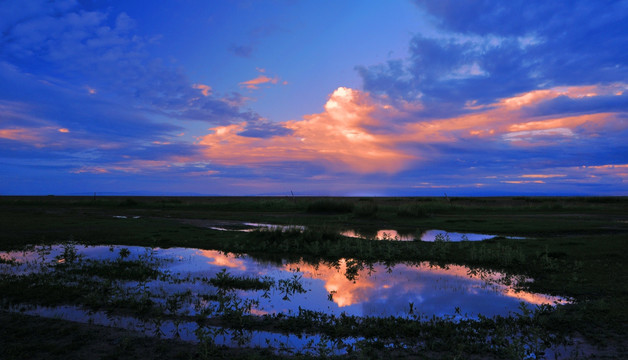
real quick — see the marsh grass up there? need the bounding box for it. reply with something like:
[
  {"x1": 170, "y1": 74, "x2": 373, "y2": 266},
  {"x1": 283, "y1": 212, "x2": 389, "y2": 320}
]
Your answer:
[
  {"x1": 207, "y1": 269, "x2": 274, "y2": 291},
  {"x1": 1, "y1": 195, "x2": 627, "y2": 358},
  {"x1": 306, "y1": 199, "x2": 354, "y2": 213},
  {"x1": 0, "y1": 242, "x2": 610, "y2": 359},
  {"x1": 352, "y1": 200, "x2": 378, "y2": 218}
]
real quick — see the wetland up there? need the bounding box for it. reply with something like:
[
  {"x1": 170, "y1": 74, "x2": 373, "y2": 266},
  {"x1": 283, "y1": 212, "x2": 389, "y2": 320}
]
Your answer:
[{"x1": 0, "y1": 196, "x2": 627, "y2": 359}]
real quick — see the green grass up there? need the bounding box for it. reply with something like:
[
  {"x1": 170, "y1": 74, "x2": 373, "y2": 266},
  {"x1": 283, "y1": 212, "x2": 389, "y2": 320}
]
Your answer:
[{"x1": 0, "y1": 195, "x2": 627, "y2": 358}]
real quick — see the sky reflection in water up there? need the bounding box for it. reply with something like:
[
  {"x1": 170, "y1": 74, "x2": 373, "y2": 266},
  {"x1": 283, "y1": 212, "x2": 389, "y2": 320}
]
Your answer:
[
  {"x1": 341, "y1": 228, "x2": 525, "y2": 241},
  {"x1": 1, "y1": 244, "x2": 567, "y2": 320},
  {"x1": 191, "y1": 220, "x2": 520, "y2": 242}
]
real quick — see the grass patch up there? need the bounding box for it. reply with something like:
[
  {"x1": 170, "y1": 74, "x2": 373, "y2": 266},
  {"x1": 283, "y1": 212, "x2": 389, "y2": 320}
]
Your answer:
[
  {"x1": 306, "y1": 198, "x2": 354, "y2": 213},
  {"x1": 207, "y1": 269, "x2": 274, "y2": 291}
]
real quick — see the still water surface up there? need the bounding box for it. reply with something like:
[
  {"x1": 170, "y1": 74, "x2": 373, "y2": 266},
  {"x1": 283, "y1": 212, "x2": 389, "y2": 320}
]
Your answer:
[
  {"x1": 192, "y1": 219, "x2": 523, "y2": 242},
  {"x1": 1, "y1": 244, "x2": 567, "y2": 319},
  {"x1": 0, "y1": 244, "x2": 571, "y2": 353}
]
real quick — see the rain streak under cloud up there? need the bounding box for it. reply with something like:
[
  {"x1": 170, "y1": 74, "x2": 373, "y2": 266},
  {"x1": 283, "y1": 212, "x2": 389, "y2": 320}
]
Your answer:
[{"x1": 0, "y1": 0, "x2": 627, "y2": 195}]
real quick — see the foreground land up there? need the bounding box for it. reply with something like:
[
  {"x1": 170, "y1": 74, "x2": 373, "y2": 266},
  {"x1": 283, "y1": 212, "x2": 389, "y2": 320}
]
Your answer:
[{"x1": 0, "y1": 196, "x2": 626, "y2": 359}]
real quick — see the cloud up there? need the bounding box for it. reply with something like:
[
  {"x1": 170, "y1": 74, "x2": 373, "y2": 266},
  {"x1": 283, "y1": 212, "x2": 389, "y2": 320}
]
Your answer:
[
  {"x1": 198, "y1": 87, "x2": 416, "y2": 173},
  {"x1": 193, "y1": 82, "x2": 627, "y2": 196},
  {"x1": 0, "y1": 1, "x2": 270, "y2": 190},
  {"x1": 239, "y1": 68, "x2": 288, "y2": 90},
  {"x1": 1, "y1": 1, "x2": 626, "y2": 195},
  {"x1": 0, "y1": 2, "x2": 260, "y2": 126},
  {"x1": 0, "y1": 128, "x2": 43, "y2": 143},
  {"x1": 239, "y1": 75, "x2": 280, "y2": 90},
  {"x1": 192, "y1": 84, "x2": 212, "y2": 96},
  {"x1": 357, "y1": 1, "x2": 628, "y2": 118}
]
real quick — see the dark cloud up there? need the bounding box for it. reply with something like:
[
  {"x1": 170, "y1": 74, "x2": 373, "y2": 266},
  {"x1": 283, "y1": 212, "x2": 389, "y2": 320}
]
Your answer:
[
  {"x1": 413, "y1": 0, "x2": 625, "y2": 37},
  {"x1": 526, "y1": 93, "x2": 628, "y2": 118},
  {"x1": 359, "y1": 0, "x2": 628, "y2": 116},
  {"x1": 236, "y1": 121, "x2": 293, "y2": 138}
]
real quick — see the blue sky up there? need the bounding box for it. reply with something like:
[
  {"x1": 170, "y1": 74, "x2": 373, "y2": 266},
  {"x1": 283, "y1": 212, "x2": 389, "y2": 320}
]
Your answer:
[{"x1": 1, "y1": 0, "x2": 627, "y2": 196}]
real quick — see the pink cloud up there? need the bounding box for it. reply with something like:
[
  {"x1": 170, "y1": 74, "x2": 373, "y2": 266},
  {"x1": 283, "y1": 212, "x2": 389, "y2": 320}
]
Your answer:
[
  {"x1": 0, "y1": 128, "x2": 42, "y2": 142},
  {"x1": 521, "y1": 174, "x2": 566, "y2": 179},
  {"x1": 192, "y1": 83, "x2": 212, "y2": 96},
  {"x1": 195, "y1": 83, "x2": 627, "y2": 174},
  {"x1": 239, "y1": 75, "x2": 280, "y2": 90},
  {"x1": 71, "y1": 166, "x2": 109, "y2": 174},
  {"x1": 198, "y1": 87, "x2": 416, "y2": 173}
]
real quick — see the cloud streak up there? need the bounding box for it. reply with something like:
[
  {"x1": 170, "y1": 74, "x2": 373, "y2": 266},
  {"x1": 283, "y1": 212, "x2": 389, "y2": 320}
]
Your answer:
[{"x1": 1, "y1": 0, "x2": 626, "y2": 195}]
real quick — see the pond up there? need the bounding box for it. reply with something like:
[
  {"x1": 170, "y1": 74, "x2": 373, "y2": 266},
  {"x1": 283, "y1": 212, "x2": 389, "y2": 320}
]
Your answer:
[
  {"x1": 183, "y1": 218, "x2": 522, "y2": 242},
  {"x1": 0, "y1": 244, "x2": 570, "y2": 354},
  {"x1": 341, "y1": 229, "x2": 525, "y2": 242}
]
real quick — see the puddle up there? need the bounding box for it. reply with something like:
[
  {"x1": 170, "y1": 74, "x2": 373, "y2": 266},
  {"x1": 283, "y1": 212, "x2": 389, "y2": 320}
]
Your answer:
[
  {"x1": 341, "y1": 229, "x2": 523, "y2": 242},
  {"x1": 1, "y1": 245, "x2": 568, "y2": 318},
  {"x1": 0, "y1": 244, "x2": 570, "y2": 354},
  {"x1": 419, "y1": 230, "x2": 524, "y2": 242},
  {"x1": 181, "y1": 219, "x2": 304, "y2": 233},
  {"x1": 182, "y1": 219, "x2": 521, "y2": 242},
  {"x1": 14, "y1": 304, "x2": 351, "y2": 355},
  {"x1": 341, "y1": 229, "x2": 415, "y2": 241}
]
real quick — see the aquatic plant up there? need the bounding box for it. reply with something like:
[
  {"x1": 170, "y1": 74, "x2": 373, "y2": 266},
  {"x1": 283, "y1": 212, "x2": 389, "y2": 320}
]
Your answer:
[
  {"x1": 277, "y1": 268, "x2": 307, "y2": 300},
  {"x1": 207, "y1": 268, "x2": 274, "y2": 291}
]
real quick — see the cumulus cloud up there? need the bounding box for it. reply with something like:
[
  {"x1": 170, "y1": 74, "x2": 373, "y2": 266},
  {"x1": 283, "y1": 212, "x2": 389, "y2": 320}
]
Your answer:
[{"x1": 198, "y1": 87, "x2": 415, "y2": 173}]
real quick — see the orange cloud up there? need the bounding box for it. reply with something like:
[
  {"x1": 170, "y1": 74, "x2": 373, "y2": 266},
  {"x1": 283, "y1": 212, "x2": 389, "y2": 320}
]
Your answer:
[
  {"x1": 197, "y1": 87, "x2": 415, "y2": 173},
  {"x1": 58, "y1": 128, "x2": 70, "y2": 133},
  {"x1": 501, "y1": 180, "x2": 545, "y2": 184},
  {"x1": 195, "y1": 83, "x2": 627, "y2": 173},
  {"x1": 0, "y1": 128, "x2": 42, "y2": 142},
  {"x1": 497, "y1": 84, "x2": 626, "y2": 110},
  {"x1": 71, "y1": 166, "x2": 109, "y2": 174},
  {"x1": 404, "y1": 85, "x2": 624, "y2": 145},
  {"x1": 508, "y1": 113, "x2": 613, "y2": 133},
  {"x1": 521, "y1": 174, "x2": 566, "y2": 178},
  {"x1": 192, "y1": 83, "x2": 212, "y2": 96},
  {"x1": 239, "y1": 75, "x2": 280, "y2": 90}
]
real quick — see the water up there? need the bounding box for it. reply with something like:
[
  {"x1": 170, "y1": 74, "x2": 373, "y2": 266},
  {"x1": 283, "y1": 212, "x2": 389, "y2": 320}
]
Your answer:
[
  {"x1": 15, "y1": 304, "x2": 348, "y2": 354},
  {"x1": 341, "y1": 228, "x2": 524, "y2": 241},
  {"x1": 0, "y1": 244, "x2": 567, "y2": 317},
  {"x1": 190, "y1": 219, "x2": 522, "y2": 242},
  {"x1": 0, "y1": 244, "x2": 570, "y2": 354}
]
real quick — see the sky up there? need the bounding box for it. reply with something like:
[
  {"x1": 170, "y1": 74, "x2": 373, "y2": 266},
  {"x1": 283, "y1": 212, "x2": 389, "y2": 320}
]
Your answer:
[{"x1": 1, "y1": 0, "x2": 627, "y2": 196}]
